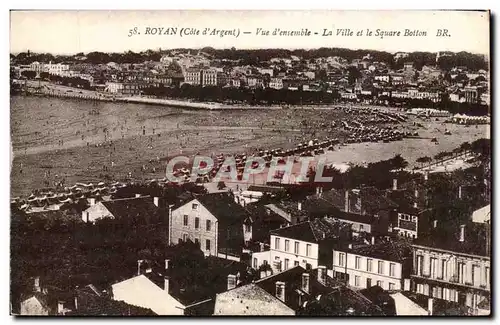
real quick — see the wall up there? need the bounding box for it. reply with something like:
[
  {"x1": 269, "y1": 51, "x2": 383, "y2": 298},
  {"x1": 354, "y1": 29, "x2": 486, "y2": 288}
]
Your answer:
[
  {"x1": 269, "y1": 235, "x2": 319, "y2": 272},
  {"x1": 412, "y1": 246, "x2": 490, "y2": 310},
  {"x1": 170, "y1": 199, "x2": 218, "y2": 256},
  {"x1": 332, "y1": 249, "x2": 403, "y2": 291}
]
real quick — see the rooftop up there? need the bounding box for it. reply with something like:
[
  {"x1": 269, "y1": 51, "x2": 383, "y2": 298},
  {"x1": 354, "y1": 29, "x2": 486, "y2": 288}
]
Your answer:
[{"x1": 101, "y1": 196, "x2": 163, "y2": 225}]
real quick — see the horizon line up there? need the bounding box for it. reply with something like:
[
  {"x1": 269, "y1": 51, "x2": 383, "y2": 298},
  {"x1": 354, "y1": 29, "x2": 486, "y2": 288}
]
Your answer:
[{"x1": 10, "y1": 47, "x2": 488, "y2": 57}]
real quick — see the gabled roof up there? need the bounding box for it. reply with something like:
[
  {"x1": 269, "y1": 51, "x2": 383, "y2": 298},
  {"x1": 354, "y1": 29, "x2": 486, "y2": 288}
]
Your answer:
[
  {"x1": 214, "y1": 284, "x2": 294, "y2": 315},
  {"x1": 270, "y1": 222, "x2": 317, "y2": 242},
  {"x1": 337, "y1": 239, "x2": 413, "y2": 263},
  {"x1": 111, "y1": 275, "x2": 184, "y2": 315},
  {"x1": 195, "y1": 193, "x2": 250, "y2": 226},
  {"x1": 70, "y1": 287, "x2": 156, "y2": 316},
  {"x1": 101, "y1": 196, "x2": 162, "y2": 224},
  {"x1": 270, "y1": 217, "x2": 349, "y2": 243}
]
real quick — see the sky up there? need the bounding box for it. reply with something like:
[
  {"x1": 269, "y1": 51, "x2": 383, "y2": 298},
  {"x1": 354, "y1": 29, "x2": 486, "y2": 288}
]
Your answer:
[{"x1": 10, "y1": 10, "x2": 490, "y2": 55}]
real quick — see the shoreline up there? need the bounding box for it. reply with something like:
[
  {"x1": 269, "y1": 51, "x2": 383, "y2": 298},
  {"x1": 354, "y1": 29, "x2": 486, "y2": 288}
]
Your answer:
[{"x1": 15, "y1": 83, "x2": 390, "y2": 111}]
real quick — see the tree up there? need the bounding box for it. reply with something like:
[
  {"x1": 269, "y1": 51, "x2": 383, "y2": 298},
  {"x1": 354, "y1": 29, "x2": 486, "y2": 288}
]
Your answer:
[{"x1": 21, "y1": 70, "x2": 36, "y2": 79}]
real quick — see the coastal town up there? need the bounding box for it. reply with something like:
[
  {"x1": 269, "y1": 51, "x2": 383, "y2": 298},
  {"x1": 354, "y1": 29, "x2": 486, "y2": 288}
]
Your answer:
[
  {"x1": 11, "y1": 47, "x2": 490, "y2": 112},
  {"x1": 9, "y1": 17, "x2": 493, "y2": 316}
]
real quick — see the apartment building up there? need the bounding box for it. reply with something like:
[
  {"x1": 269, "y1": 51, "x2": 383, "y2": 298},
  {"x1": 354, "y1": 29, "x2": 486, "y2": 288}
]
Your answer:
[
  {"x1": 411, "y1": 223, "x2": 490, "y2": 315},
  {"x1": 251, "y1": 218, "x2": 350, "y2": 273},
  {"x1": 331, "y1": 240, "x2": 412, "y2": 291}
]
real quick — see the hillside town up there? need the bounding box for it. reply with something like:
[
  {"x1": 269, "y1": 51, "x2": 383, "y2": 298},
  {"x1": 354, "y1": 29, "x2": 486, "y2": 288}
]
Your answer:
[{"x1": 10, "y1": 48, "x2": 490, "y2": 113}]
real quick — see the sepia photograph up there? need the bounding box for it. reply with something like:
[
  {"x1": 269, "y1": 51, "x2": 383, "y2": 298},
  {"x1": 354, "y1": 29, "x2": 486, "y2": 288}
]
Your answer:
[{"x1": 9, "y1": 9, "x2": 491, "y2": 316}]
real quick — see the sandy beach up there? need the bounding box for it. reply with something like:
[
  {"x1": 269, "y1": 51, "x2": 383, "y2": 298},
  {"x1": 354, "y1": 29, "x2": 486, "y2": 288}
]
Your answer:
[{"x1": 10, "y1": 95, "x2": 488, "y2": 197}]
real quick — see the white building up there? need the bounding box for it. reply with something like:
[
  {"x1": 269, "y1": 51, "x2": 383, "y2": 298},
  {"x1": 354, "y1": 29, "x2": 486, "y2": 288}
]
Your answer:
[
  {"x1": 331, "y1": 241, "x2": 410, "y2": 291},
  {"x1": 252, "y1": 218, "x2": 348, "y2": 273},
  {"x1": 269, "y1": 77, "x2": 284, "y2": 90}
]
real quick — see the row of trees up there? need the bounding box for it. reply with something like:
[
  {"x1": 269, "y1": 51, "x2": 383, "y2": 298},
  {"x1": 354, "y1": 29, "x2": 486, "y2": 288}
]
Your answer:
[
  {"x1": 12, "y1": 48, "x2": 488, "y2": 72},
  {"x1": 19, "y1": 70, "x2": 92, "y2": 89}
]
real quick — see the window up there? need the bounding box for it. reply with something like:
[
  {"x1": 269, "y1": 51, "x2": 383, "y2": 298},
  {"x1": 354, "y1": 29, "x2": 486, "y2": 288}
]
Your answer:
[
  {"x1": 338, "y1": 253, "x2": 346, "y2": 267},
  {"x1": 253, "y1": 258, "x2": 257, "y2": 269},
  {"x1": 416, "y1": 255, "x2": 424, "y2": 276},
  {"x1": 306, "y1": 244, "x2": 312, "y2": 257},
  {"x1": 366, "y1": 278, "x2": 372, "y2": 288},
  {"x1": 294, "y1": 242, "x2": 299, "y2": 254},
  {"x1": 206, "y1": 239, "x2": 211, "y2": 251},
  {"x1": 484, "y1": 267, "x2": 490, "y2": 287},
  {"x1": 294, "y1": 261, "x2": 300, "y2": 266},
  {"x1": 417, "y1": 284, "x2": 424, "y2": 294},
  {"x1": 458, "y1": 262, "x2": 466, "y2": 284},
  {"x1": 195, "y1": 217, "x2": 200, "y2": 229},
  {"x1": 178, "y1": 238, "x2": 182, "y2": 244},
  {"x1": 194, "y1": 238, "x2": 199, "y2": 245},
  {"x1": 355, "y1": 257, "x2": 361, "y2": 269},
  {"x1": 367, "y1": 259, "x2": 373, "y2": 272},
  {"x1": 285, "y1": 240, "x2": 290, "y2": 252},
  {"x1": 354, "y1": 276, "x2": 360, "y2": 287},
  {"x1": 244, "y1": 224, "x2": 251, "y2": 232},
  {"x1": 192, "y1": 203, "x2": 198, "y2": 210},
  {"x1": 389, "y1": 283, "x2": 395, "y2": 291},
  {"x1": 440, "y1": 260, "x2": 447, "y2": 279},
  {"x1": 182, "y1": 233, "x2": 188, "y2": 242},
  {"x1": 206, "y1": 220, "x2": 212, "y2": 231},
  {"x1": 378, "y1": 261, "x2": 384, "y2": 274},
  {"x1": 377, "y1": 280, "x2": 383, "y2": 288},
  {"x1": 284, "y1": 259, "x2": 289, "y2": 270},
  {"x1": 183, "y1": 215, "x2": 188, "y2": 226},
  {"x1": 360, "y1": 224, "x2": 364, "y2": 232},
  {"x1": 275, "y1": 238, "x2": 280, "y2": 250},
  {"x1": 430, "y1": 258, "x2": 437, "y2": 278},
  {"x1": 472, "y1": 265, "x2": 480, "y2": 287},
  {"x1": 389, "y1": 263, "x2": 396, "y2": 277}
]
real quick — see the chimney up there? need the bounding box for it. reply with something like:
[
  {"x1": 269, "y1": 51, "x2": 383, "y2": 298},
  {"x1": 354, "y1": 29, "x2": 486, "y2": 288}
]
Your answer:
[
  {"x1": 165, "y1": 259, "x2": 170, "y2": 271},
  {"x1": 413, "y1": 201, "x2": 418, "y2": 208},
  {"x1": 168, "y1": 204, "x2": 174, "y2": 218},
  {"x1": 227, "y1": 274, "x2": 237, "y2": 290},
  {"x1": 164, "y1": 276, "x2": 170, "y2": 293},
  {"x1": 424, "y1": 173, "x2": 429, "y2": 181},
  {"x1": 393, "y1": 179, "x2": 398, "y2": 190},
  {"x1": 89, "y1": 198, "x2": 96, "y2": 206},
  {"x1": 259, "y1": 242, "x2": 265, "y2": 252},
  {"x1": 137, "y1": 260, "x2": 143, "y2": 276},
  {"x1": 348, "y1": 243, "x2": 353, "y2": 249},
  {"x1": 428, "y1": 298, "x2": 434, "y2": 315},
  {"x1": 275, "y1": 281, "x2": 285, "y2": 302},
  {"x1": 345, "y1": 190, "x2": 349, "y2": 212},
  {"x1": 414, "y1": 189, "x2": 419, "y2": 198},
  {"x1": 459, "y1": 224, "x2": 465, "y2": 242},
  {"x1": 297, "y1": 202, "x2": 302, "y2": 211},
  {"x1": 371, "y1": 236, "x2": 375, "y2": 245},
  {"x1": 33, "y1": 276, "x2": 41, "y2": 292},
  {"x1": 74, "y1": 292, "x2": 78, "y2": 311},
  {"x1": 433, "y1": 220, "x2": 438, "y2": 228},
  {"x1": 135, "y1": 193, "x2": 141, "y2": 198},
  {"x1": 153, "y1": 197, "x2": 159, "y2": 207},
  {"x1": 57, "y1": 301, "x2": 65, "y2": 315},
  {"x1": 317, "y1": 265, "x2": 327, "y2": 284},
  {"x1": 301, "y1": 273, "x2": 310, "y2": 294},
  {"x1": 458, "y1": 186, "x2": 463, "y2": 199},
  {"x1": 404, "y1": 278, "x2": 410, "y2": 291}
]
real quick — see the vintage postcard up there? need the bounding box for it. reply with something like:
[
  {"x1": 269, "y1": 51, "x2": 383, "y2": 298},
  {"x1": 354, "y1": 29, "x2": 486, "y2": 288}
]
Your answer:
[{"x1": 9, "y1": 10, "x2": 491, "y2": 316}]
